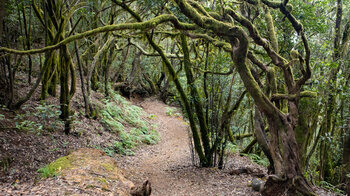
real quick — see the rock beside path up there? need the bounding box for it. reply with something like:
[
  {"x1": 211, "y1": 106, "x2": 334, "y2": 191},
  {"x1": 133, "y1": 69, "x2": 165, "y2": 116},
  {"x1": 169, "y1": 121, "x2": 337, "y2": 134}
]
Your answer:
[{"x1": 1, "y1": 148, "x2": 135, "y2": 196}]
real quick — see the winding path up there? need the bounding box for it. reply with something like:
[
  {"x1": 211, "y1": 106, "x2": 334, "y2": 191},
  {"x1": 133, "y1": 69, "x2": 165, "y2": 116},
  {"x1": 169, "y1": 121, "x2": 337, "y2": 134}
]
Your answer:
[{"x1": 116, "y1": 99, "x2": 260, "y2": 196}]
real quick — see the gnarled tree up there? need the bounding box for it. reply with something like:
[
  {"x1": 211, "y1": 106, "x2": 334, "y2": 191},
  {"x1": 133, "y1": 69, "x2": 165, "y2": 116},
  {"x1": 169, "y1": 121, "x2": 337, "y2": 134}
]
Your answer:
[
  {"x1": 0, "y1": 0, "x2": 320, "y2": 194},
  {"x1": 173, "y1": 0, "x2": 315, "y2": 195}
]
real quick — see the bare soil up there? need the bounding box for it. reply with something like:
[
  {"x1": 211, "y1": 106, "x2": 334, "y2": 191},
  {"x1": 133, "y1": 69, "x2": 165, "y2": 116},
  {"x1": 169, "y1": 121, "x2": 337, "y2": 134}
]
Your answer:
[{"x1": 116, "y1": 98, "x2": 263, "y2": 196}]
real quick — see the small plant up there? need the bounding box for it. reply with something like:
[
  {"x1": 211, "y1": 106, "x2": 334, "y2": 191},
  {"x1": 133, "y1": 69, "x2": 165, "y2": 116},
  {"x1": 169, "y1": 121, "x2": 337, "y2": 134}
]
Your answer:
[
  {"x1": 318, "y1": 181, "x2": 345, "y2": 194},
  {"x1": 112, "y1": 140, "x2": 135, "y2": 156},
  {"x1": 0, "y1": 114, "x2": 5, "y2": 120},
  {"x1": 14, "y1": 103, "x2": 64, "y2": 135},
  {"x1": 142, "y1": 129, "x2": 160, "y2": 145},
  {"x1": 0, "y1": 104, "x2": 9, "y2": 111},
  {"x1": 102, "y1": 147, "x2": 115, "y2": 157},
  {"x1": 33, "y1": 103, "x2": 63, "y2": 132},
  {"x1": 62, "y1": 141, "x2": 69, "y2": 148},
  {"x1": 15, "y1": 118, "x2": 42, "y2": 134},
  {"x1": 148, "y1": 114, "x2": 157, "y2": 120},
  {"x1": 166, "y1": 107, "x2": 174, "y2": 116},
  {"x1": 37, "y1": 165, "x2": 58, "y2": 178},
  {"x1": 174, "y1": 112, "x2": 181, "y2": 117},
  {"x1": 241, "y1": 153, "x2": 269, "y2": 167},
  {"x1": 165, "y1": 107, "x2": 181, "y2": 117},
  {"x1": 226, "y1": 143, "x2": 240, "y2": 154}
]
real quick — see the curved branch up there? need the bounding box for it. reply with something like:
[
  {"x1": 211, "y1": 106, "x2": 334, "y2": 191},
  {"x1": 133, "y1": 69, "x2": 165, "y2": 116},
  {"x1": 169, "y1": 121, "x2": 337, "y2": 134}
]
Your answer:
[
  {"x1": 270, "y1": 91, "x2": 317, "y2": 102},
  {"x1": 113, "y1": 0, "x2": 209, "y2": 165},
  {"x1": 247, "y1": 52, "x2": 268, "y2": 71},
  {"x1": 185, "y1": 32, "x2": 232, "y2": 51},
  {"x1": 129, "y1": 40, "x2": 182, "y2": 58},
  {"x1": 0, "y1": 14, "x2": 195, "y2": 55},
  {"x1": 174, "y1": 0, "x2": 279, "y2": 117},
  {"x1": 225, "y1": 8, "x2": 287, "y2": 67}
]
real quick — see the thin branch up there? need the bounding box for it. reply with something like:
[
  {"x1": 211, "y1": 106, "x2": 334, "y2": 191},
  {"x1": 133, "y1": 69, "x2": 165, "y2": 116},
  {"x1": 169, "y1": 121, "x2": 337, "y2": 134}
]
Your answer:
[
  {"x1": 129, "y1": 40, "x2": 182, "y2": 58},
  {"x1": 270, "y1": 91, "x2": 317, "y2": 101}
]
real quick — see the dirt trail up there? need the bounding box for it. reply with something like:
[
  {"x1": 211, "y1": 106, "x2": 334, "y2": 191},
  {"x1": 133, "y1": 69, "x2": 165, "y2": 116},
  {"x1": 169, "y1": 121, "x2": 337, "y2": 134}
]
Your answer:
[
  {"x1": 0, "y1": 98, "x2": 333, "y2": 195},
  {"x1": 116, "y1": 99, "x2": 260, "y2": 196}
]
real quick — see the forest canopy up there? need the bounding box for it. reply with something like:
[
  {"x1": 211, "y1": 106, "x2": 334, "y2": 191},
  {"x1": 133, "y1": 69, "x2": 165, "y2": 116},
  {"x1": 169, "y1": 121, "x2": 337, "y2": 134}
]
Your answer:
[{"x1": 0, "y1": 0, "x2": 349, "y2": 195}]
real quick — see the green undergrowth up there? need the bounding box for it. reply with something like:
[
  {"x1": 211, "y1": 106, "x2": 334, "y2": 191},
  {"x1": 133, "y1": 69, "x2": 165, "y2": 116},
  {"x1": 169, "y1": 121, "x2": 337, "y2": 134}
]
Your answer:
[
  {"x1": 240, "y1": 153, "x2": 269, "y2": 167},
  {"x1": 98, "y1": 91, "x2": 160, "y2": 156},
  {"x1": 13, "y1": 103, "x2": 63, "y2": 135},
  {"x1": 226, "y1": 142, "x2": 269, "y2": 167}
]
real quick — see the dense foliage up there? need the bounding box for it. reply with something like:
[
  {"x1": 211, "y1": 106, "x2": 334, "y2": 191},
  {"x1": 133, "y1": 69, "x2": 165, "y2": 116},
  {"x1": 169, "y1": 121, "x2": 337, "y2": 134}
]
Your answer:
[{"x1": 0, "y1": 0, "x2": 349, "y2": 195}]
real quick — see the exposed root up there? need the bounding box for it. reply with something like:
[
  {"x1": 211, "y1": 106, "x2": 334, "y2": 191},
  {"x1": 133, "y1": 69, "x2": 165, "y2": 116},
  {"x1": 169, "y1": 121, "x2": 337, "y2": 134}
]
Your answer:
[{"x1": 262, "y1": 175, "x2": 316, "y2": 196}]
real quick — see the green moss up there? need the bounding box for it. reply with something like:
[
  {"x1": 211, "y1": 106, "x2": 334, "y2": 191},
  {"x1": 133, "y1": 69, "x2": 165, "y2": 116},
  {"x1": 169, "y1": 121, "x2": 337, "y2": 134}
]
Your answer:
[
  {"x1": 86, "y1": 184, "x2": 98, "y2": 189},
  {"x1": 300, "y1": 90, "x2": 317, "y2": 98},
  {"x1": 37, "y1": 155, "x2": 73, "y2": 178},
  {"x1": 101, "y1": 163, "x2": 114, "y2": 171},
  {"x1": 0, "y1": 14, "x2": 195, "y2": 55},
  {"x1": 96, "y1": 177, "x2": 109, "y2": 185}
]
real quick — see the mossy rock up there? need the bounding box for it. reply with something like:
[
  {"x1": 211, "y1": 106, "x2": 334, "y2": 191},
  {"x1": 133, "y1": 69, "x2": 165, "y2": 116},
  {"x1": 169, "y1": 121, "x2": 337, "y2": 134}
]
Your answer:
[{"x1": 38, "y1": 148, "x2": 134, "y2": 196}]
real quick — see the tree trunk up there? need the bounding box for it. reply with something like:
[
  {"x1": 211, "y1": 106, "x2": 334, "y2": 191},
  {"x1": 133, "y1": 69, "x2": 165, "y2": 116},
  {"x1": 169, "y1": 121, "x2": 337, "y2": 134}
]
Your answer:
[
  {"x1": 113, "y1": 45, "x2": 130, "y2": 83},
  {"x1": 320, "y1": 0, "x2": 345, "y2": 181},
  {"x1": 343, "y1": 105, "x2": 350, "y2": 194},
  {"x1": 74, "y1": 40, "x2": 94, "y2": 117},
  {"x1": 60, "y1": 46, "x2": 71, "y2": 134},
  {"x1": 0, "y1": 0, "x2": 5, "y2": 43},
  {"x1": 181, "y1": 34, "x2": 211, "y2": 166}
]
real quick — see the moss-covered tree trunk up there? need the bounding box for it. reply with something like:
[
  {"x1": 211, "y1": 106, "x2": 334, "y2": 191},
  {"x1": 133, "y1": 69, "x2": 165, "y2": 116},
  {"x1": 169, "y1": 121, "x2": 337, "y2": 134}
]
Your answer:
[
  {"x1": 0, "y1": 0, "x2": 5, "y2": 43},
  {"x1": 181, "y1": 34, "x2": 211, "y2": 166},
  {"x1": 60, "y1": 45, "x2": 71, "y2": 134},
  {"x1": 113, "y1": 45, "x2": 130, "y2": 83},
  {"x1": 74, "y1": 40, "x2": 94, "y2": 117},
  {"x1": 174, "y1": 0, "x2": 315, "y2": 195},
  {"x1": 344, "y1": 111, "x2": 350, "y2": 194},
  {"x1": 111, "y1": 0, "x2": 209, "y2": 166},
  {"x1": 37, "y1": 0, "x2": 61, "y2": 100},
  {"x1": 21, "y1": 5, "x2": 33, "y2": 84},
  {"x1": 320, "y1": 0, "x2": 350, "y2": 181}
]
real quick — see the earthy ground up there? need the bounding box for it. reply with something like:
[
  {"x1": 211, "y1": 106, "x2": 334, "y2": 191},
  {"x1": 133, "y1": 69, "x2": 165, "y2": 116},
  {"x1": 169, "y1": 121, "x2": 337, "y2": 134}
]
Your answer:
[
  {"x1": 117, "y1": 99, "x2": 337, "y2": 196},
  {"x1": 0, "y1": 97, "x2": 266, "y2": 196},
  {"x1": 0, "y1": 76, "x2": 340, "y2": 196},
  {"x1": 115, "y1": 99, "x2": 263, "y2": 196}
]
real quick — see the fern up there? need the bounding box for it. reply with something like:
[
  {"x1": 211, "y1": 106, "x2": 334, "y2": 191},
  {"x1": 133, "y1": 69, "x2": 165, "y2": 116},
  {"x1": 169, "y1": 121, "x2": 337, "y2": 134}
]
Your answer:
[{"x1": 98, "y1": 92, "x2": 159, "y2": 156}]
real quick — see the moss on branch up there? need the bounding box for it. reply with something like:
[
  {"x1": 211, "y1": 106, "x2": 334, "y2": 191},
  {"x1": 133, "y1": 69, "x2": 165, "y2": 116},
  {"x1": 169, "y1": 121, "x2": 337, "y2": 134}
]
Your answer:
[
  {"x1": 0, "y1": 14, "x2": 195, "y2": 55},
  {"x1": 225, "y1": 8, "x2": 287, "y2": 67},
  {"x1": 129, "y1": 41, "x2": 182, "y2": 58},
  {"x1": 271, "y1": 91, "x2": 317, "y2": 101}
]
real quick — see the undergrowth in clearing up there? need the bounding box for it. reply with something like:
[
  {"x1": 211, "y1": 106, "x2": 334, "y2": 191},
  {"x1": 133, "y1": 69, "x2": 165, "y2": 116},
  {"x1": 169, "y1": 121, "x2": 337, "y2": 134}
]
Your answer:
[{"x1": 99, "y1": 91, "x2": 159, "y2": 156}]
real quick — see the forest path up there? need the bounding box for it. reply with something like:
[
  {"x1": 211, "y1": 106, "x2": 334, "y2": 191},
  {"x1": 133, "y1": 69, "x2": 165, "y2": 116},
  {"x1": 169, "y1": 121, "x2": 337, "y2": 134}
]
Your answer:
[{"x1": 115, "y1": 99, "x2": 260, "y2": 196}]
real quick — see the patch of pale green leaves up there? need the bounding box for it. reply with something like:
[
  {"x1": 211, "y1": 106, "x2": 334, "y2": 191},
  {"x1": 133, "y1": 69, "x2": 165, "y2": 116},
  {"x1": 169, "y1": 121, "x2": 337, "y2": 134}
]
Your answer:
[
  {"x1": 99, "y1": 91, "x2": 159, "y2": 156},
  {"x1": 14, "y1": 103, "x2": 63, "y2": 135},
  {"x1": 240, "y1": 153, "x2": 269, "y2": 167},
  {"x1": 0, "y1": 114, "x2": 5, "y2": 120},
  {"x1": 318, "y1": 180, "x2": 345, "y2": 194}
]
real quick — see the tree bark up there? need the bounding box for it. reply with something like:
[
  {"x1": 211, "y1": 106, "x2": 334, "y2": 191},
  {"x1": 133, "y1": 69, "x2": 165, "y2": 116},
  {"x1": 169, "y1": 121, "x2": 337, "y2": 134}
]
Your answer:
[
  {"x1": 343, "y1": 105, "x2": 350, "y2": 194},
  {"x1": 174, "y1": 0, "x2": 315, "y2": 195},
  {"x1": 0, "y1": 0, "x2": 5, "y2": 43},
  {"x1": 74, "y1": 40, "x2": 94, "y2": 117}
]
